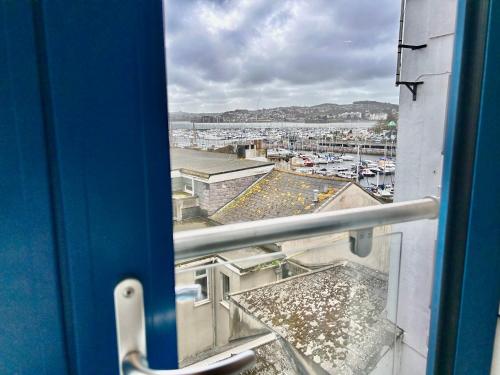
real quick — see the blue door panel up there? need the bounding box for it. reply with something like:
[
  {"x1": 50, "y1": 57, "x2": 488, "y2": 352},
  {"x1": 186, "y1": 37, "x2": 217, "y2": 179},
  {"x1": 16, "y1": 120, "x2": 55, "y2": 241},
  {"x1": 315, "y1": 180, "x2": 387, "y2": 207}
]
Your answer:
[
  {"x1": 427, "y1": 0, "x2": 500, "y2": 373},
  {"x1": 0, "y1": 1, "x2": 68, "y2": 373},
  {"x1": 1, "y1": 1, "x2": 177, "y2": 374},
  {"x1": 34, "y1": 1, "x2": 178, "y2": 373},
  {"x1": 453, "y1": 0, "x2": 500, "y2": 371}
]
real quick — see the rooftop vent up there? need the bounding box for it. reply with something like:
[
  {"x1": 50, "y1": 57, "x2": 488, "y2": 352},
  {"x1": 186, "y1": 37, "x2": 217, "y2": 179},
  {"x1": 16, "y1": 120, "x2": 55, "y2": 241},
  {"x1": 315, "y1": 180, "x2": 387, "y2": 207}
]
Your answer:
[{"x1": 313, "y1": 189, "x2": 320, "y2": 203}]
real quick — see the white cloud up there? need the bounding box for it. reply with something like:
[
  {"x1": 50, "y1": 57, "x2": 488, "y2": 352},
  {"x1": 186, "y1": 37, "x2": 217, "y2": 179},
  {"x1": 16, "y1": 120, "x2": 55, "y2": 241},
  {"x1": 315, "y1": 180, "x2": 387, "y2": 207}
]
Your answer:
[{"x1": 164, "y1": 0, "x2": 400, "y2": 112}]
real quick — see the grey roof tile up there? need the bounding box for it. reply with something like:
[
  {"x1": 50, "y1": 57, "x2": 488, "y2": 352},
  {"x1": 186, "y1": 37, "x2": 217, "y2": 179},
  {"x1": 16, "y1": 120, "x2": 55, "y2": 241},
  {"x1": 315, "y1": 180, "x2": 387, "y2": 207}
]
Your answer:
[{"x1": 211, "y1": 170, "x2": 348, "y2": 224}]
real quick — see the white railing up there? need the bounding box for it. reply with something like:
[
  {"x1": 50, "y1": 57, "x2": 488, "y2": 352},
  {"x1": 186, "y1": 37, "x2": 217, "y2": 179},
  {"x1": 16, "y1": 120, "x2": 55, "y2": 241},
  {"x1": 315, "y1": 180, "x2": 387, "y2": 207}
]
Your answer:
[{"x1": 174, "y1": 197, "x2": 439, "y2": 260}]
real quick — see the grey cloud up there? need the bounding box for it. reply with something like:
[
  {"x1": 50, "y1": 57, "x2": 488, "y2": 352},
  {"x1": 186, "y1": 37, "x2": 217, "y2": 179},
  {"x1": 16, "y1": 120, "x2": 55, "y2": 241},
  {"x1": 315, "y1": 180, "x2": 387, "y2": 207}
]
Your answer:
[{"x1": 164, "y1": 0, "x2": 400, "y2": 112}]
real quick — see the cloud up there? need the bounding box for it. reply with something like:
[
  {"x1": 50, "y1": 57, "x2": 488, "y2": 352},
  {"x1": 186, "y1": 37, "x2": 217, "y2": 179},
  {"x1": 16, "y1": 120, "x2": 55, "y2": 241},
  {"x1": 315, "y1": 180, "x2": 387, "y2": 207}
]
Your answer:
[{"x1": 164, "y1": 0, "x2": 400, "y2": 112}]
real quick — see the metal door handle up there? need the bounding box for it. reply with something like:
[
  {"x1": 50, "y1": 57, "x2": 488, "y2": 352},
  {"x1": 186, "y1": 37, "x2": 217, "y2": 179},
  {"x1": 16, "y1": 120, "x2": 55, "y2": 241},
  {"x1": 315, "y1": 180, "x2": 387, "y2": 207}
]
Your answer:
[
  {"x1": 122, "y1": 350, "x2": 255, "y2": 375},
  {"x1": 114, "y1": 279, "x2": 255, "y2": 375}
]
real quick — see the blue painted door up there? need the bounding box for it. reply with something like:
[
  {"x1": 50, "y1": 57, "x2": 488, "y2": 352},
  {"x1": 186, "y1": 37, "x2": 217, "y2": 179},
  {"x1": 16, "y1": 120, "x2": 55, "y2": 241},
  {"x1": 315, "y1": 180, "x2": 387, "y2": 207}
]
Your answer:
[
  {"x1": 0, "y1": 1, "x2": 177, "y2": 374},
  {"x1": 427, "y1": 0, "x2": 500, "y2": 374}
]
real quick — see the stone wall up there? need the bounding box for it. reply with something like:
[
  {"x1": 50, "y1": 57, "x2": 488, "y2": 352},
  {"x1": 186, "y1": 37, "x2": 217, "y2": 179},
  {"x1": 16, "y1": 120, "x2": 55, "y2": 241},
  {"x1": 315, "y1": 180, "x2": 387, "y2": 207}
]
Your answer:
[{"x1": 174, "y1": 173, "x2": 267, "y2": 217}]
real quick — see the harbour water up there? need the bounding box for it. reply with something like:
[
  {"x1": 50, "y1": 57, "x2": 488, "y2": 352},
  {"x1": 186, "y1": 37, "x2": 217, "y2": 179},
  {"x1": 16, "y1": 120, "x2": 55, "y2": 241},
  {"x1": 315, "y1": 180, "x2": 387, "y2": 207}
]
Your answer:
[{"x1": 171, "y1": 121, "x2": 377, "y2": 130}]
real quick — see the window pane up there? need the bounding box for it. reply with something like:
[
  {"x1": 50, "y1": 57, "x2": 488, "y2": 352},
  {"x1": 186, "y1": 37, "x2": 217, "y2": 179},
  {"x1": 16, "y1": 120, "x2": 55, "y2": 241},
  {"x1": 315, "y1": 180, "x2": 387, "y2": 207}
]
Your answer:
[
  {"x1": 164, "y1": 0, "x2": 452, "y2": 372},
  {"x1": 194, "y1": 275, "x2": 208, "y2": 302},
  {"x1": 195, "y1": 269, "x2": 206, "y2": 277},
  {"x1": 221, "y1": 274, "x2": 230, "y2": 301}
]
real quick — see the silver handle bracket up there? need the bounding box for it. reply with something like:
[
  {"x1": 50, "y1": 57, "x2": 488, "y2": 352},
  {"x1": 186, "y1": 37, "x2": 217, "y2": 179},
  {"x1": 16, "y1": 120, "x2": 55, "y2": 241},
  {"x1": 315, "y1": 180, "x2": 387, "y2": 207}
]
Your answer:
[
  {"x1": 114, "y1": 278, "x2": 255, "y2": 375},
  {"x1": 114, "y1": 278, "x2": 147, "y2": 375}
]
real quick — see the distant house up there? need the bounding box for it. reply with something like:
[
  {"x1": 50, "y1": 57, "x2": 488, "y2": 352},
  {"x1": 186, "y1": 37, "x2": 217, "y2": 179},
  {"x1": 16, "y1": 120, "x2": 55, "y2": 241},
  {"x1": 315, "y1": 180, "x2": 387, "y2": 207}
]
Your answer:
[
  {"x1": 174, "y1": 169, "x2": 394, "y2": 365},
  {"x1": 170, "y1": 148, "x2": 273, "y2": 218}
]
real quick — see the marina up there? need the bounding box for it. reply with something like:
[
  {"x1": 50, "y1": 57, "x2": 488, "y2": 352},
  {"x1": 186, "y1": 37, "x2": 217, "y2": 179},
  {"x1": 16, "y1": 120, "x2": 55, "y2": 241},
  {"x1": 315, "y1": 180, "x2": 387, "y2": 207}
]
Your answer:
[
  {"x1": 170, "y1": 121, "x2": 397, "y2": 156},
  {"x1": 275, "y1": 150, "x2": 396, "y2": 201},
  {"x1": 170, "y1": 121, "x2": 397, "y2": 201}
]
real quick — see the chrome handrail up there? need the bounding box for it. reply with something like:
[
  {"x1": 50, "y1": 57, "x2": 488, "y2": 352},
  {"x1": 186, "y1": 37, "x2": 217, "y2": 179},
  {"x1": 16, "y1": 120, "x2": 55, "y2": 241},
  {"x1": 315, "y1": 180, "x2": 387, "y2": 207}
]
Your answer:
[{"x1": 174, "y1": 196, "x2": 440, "y2": 260}]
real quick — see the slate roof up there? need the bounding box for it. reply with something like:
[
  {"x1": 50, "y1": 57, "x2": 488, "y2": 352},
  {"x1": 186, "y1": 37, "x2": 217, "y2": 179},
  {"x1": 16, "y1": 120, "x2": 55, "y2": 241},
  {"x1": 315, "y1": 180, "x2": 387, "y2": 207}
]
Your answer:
[
  {"x1": 211, "y1": 170, "x2": 348, "y2": 224},
  {"x1": 231, "y1": 261, "x2": 401, "y2": 374},
  {"x1": 170, "y1": 148, "x2": 273, "y2": 178}
]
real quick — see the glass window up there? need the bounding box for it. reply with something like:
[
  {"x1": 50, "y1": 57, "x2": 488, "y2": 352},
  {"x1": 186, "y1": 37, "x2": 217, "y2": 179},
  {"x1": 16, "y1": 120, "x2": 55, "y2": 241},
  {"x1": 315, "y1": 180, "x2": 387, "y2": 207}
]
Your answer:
[
  {"x1": 194, "y1": 268, "x2": 209, "y2": 303},
  {"x1": 165, "y1": 0, "x2": 451, "y2": 372},
  {"x1": 183, "y1": 178, "x2": 194, "y2": 195},
  {"x1": 221, "y1": 273, "x2": 230, "y2": 301}
]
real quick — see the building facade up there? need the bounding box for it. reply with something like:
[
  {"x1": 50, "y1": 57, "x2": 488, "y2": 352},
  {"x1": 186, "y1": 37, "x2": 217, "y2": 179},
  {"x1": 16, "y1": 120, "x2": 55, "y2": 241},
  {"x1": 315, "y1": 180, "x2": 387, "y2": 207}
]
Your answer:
[
  {"x1": 394, "y1": 0, "x2": 458, "y2": 373},
  {"x1": 170, "y1": 148, "x2": 273, "y2": 217}
]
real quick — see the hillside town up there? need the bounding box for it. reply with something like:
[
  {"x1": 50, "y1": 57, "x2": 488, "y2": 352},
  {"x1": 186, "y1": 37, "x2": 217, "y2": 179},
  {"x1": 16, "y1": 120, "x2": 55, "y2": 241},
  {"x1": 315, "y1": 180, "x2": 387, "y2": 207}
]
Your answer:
[{"x1": 169, "y1": 101, "x2": 398, "y2": 124}]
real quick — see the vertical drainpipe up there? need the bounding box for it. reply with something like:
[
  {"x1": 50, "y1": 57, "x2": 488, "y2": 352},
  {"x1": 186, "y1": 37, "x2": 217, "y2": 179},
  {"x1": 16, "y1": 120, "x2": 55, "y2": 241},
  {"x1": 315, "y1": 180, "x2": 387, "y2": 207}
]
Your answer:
[
  {"x1": 211, "y1": 265, "x2": 218, "y2": 349},
  {"x1": 396, "y1": 0, "x2": 406, "y2": 85}
]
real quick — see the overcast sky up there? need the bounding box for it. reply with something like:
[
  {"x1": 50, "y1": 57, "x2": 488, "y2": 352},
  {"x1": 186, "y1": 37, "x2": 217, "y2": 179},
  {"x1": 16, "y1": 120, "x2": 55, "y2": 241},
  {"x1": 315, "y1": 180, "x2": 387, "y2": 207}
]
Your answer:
[{"x1": 164, "y1": 0, "x2": 400, "y2": 113}]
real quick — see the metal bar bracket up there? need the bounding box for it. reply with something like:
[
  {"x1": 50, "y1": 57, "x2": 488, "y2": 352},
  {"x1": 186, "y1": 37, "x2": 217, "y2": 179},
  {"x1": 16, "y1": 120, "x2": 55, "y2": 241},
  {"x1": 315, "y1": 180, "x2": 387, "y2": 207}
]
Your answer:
[
  {"x1": 398, "y1": 43, "x2": 427, "y2": 50},
  {"x1": 349, "y1": 228, "x2": 374, "y2": 257},
  {"x1": 397, "y1": 81, "x2": 424, "y2": 101}
]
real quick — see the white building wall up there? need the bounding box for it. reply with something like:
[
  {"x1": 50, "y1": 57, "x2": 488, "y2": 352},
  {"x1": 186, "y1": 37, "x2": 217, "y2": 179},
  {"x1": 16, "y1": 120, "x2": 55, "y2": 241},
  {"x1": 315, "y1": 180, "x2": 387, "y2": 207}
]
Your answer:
[
  {"x1": 175, "y1": 270, "x2": 215, "y2": 362},
  {"x1": 394, "y1": 0, "x2": 457, "y2": 373},
  {"x1": 282, "y1": 185, "x2": 392, "y2": 273},
  {"x1": 176, "y1": 261, "x2": 279, "y2": 363}
]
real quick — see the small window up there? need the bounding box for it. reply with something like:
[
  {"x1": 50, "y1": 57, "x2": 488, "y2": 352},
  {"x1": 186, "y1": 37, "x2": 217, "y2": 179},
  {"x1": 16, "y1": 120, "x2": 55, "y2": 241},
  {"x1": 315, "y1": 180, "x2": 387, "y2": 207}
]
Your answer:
[
  {"x1": 184, "y1": 179, "x2": 194, "y2": 195},
  {"x1": 221, "y1": 273, "x2": 230, "y2": 301},
  {"x1": 194, "y1": 268, "x2": 209, "y2": 303}
]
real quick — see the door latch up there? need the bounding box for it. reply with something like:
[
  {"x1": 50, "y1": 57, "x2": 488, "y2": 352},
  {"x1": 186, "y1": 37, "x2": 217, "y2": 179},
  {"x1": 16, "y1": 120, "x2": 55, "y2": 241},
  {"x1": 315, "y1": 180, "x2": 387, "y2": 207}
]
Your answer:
[{"x1": 114, "y1": 278, "x2": 256, "y2": 375}]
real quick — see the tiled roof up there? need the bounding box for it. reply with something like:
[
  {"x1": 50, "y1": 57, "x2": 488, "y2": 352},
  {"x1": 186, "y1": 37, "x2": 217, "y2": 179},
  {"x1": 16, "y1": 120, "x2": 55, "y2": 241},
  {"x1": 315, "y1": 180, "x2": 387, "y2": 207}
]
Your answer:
[
  {"x1": 231, "y1": 262, "x2": 401, "y2": 374},
  {"x1": 170, "y1": 148, "x2": 273, "y2": 178},
  {"x1": 211, "y1": 170, "x2": 348, "y2": 224}
]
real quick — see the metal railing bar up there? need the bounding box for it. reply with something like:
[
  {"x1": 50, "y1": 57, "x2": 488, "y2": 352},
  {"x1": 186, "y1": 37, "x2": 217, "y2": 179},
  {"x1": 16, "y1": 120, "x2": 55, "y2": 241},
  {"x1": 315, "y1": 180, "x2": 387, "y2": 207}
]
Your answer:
[
  {"x1": 175, "y1": 252, "x2": 286, "y2": 275},
  {"x1": 174, "y1": 197, "x2": 439, "y2": 261}
]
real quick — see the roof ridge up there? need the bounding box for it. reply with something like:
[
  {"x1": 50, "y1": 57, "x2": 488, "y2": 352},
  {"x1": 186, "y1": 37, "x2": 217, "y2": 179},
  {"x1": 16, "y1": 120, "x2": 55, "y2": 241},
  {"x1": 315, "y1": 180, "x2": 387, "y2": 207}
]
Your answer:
[{"x1": 275, "y1": 167, "x2": 352, "y2": 182}]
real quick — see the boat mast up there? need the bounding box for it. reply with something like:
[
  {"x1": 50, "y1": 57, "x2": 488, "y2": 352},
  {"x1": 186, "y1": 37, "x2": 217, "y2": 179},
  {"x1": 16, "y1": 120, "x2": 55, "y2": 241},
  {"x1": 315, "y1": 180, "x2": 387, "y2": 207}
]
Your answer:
[{"x1": 356, "y1": 144, "x2": 360, "y2": 183}]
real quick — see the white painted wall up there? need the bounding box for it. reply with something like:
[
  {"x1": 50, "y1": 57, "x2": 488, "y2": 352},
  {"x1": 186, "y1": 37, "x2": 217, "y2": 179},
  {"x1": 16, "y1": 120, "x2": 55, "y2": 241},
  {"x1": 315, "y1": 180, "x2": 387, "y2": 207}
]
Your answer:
[
  {"x1": 282, "y1": 185, "x2": 392, "y2": 273},
  {"x1": 394, "y1": 0, "x2": 457, "y2": 373},
  {"x1": 175, "y1": 270, "x2": 215, "y2": 362},
  {"x1": 176, "y1": 262, "x2": 279, "y2": 363}
]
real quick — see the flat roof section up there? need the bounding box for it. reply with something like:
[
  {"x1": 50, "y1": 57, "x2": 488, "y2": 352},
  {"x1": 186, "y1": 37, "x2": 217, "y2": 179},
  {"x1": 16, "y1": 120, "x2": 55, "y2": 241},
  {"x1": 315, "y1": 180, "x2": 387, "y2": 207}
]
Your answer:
[
  {"x1": 173, "y1": 217, "x2": 214, "y2": 232},
  {"x1": 231, "y1": 261, "x2": 401, "y2": 374},
  {"x1": 170, "y1": 148, "x2": 273, "y2": 178}
]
